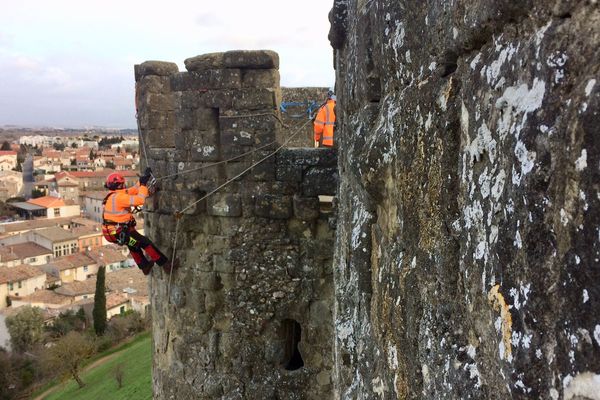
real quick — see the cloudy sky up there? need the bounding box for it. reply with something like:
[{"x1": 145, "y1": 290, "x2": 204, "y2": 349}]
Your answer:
[{"x1": 0, "y1": 0, "x2": 335, "y2": 129}]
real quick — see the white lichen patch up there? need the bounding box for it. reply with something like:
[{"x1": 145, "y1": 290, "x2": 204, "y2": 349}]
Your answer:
[
  {"x1": 575, "y1": 149, "x2": 587, "y2": 171},
  {"x1": 470, "y1": 53, "x2": 482, "y2": 70},
  {"x1": 594, "y1": 325, "x2": 600, "y2": 347},
  {"x1": 198, "y1": 146, "x2": 215, "y2": 156},
  {"x1": 563, "y1": 372, "x2": 600, "y2": 400},
  {"x1": 585, "y1": 79, "x2": 597, "y2": 96},
  {"x1": 372, "y1": 376, "x2": 387, "y2": 397},
  {"x1": 583, "y1": 289, "x2": 589, "y2": 303}
]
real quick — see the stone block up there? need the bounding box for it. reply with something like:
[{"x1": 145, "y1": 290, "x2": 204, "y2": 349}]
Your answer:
[
  {"x1": 146, "y1": 128, "x2": 176, "y2": 149},
  {"x1": 223, "y1": 50, "x2": 279, "y2": 69},
  {"x1": 251, "y1": 161, "x2": 276, "y2": 181},
  {"x1": 293, "y1": 196, "x2": 320, "y2": 220},
  {"x1": 253, "y1": 194, "x2": 292, "y2": 219},
  {"x1": 302, "y1": 167, "x2": 338, "y2": 196},
  {"x1": 198, "y1": 272, "x2": 219, "y2": 291},
  {"x1": 184, "y1": 52, "x2": 225, "y2": 72},
  {"x1": 219, "y1": 112, "x2": 278, "y2": 133},
  {"x1": 135, "y1": 61, "x2": 179, "y2": 81},
  {"x1": 137, "y1": 75, "x2": 171, "y2": 95},
  {"x1": 242, "y1": 69, "x2": 280, "y2": 88},
  {"x1": 277, "y1": 147, "x2": 338, "y2": 167},
  {"x1": 225, "y1": 161, "x2": 251, "y2": 181},
  {"x1": 188, "y1": 142, "x2": 221, "y2": 162},
  {"x1": 144, "y1": 93, "x2": 176, "y2": 111},
  {"x1": 276, "y1": 164, "x2": 303, "y2": 182},
  {"x1": 170, "y1": 70, "x2": 242, "y2": 91},
  {"x1": 232, "y1": 89, "x2": 277, "y2": 110},
  {"x1": 208, "y1": 194, "x2": 242, "y2": 217}
]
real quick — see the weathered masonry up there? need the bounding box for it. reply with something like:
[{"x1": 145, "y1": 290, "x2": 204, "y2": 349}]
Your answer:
[
  {"x1": 330, "y1": 1, "x2": 600, "y2": 399},
  {"x1": 135, "y1": 51, "x2": 337, "y2": 399}
]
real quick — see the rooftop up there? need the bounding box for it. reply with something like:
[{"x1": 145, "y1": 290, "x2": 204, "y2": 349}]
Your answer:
[
  {"x1": 106, "y1": 267, "x2": 149, "y2": 296},
  {"x1": 34, "y1": 227, "x2": 79, "y2": 242},
  {"x1": 44, "y1": 252, "x2": 96, "y2": 271},
  {"x1": 54, "y1": 279, "x2": 98, "y2": 297},
  {"x1": 27, "y1": 196, "x2": 65, "y2": 209},
  {"x1": 0, "y1": 217, "x2": 75, "y2": 234},
  {"x1": 0, "y1": 151, "x2": 17, "y2": 156},
  {"x1": 106, "y1": 292, "x2": 129, "y2": 309},
  {"x1": 15, "y1": 290, "x2": 71, "y2": 306},
  {"x1": 0, "y1": 242, "x2": 53, "y2": 260},
  {"x1": 0, "y1": 264, "x2": 46, "y2": 284},
  {"x1": 81, "y1": 191, "x2": 108, "y2": 201},
  {"x1": 87, "y1": 245, "x2": 128, "y2": 265}
]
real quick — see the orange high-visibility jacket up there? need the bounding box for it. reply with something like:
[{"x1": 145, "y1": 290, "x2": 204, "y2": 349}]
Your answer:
[
  {"x1": 103, "y1": 185, "x2": 148, "y2": 223},
  {"x1": 314, "y1": 99, "x2": 336, "y2": 147}
]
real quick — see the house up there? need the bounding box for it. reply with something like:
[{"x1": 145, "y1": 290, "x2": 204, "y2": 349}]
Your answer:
[
  {"x1": 87, "y1": 245, "x2": 130, "y2": 272},
  {"x1": 73, "y1": 225, "x2": 103, "y2": 251},
  {"x1": 113, "y1": 157, "x2": 134, "y2": 171},
  {"x1": 0, "y1": 171, "x2": 23, "y2": 201},
  {"x1": 0, "y1": 264, "x2": 47, "y2": 309},
  {"x1": 32, "y1": 227, "x2": 79, "y2": 258},
  {"x1": 106, "y1": 293, "x2": 131, "y2": 318},
  {"x1": 38, "y1": 252, "x2": 98, "y2": 283},
  {"x1": 0, "y1": 242, "x2": 53, "y2": 267},
  {"x1": 54, "y1": 279, "x2": 98, "y2": 302},
  {"x1": 0, "y1": 151, "x2": 17, "y2": 172},
  {"x1": 9, "y1": 196, "x2": 81, "y2": 220},
  {"x1": 0, "y1": 216, "x2": 93, "y2": 239},
  {"x1": 61, "y1": 170, "x2": 138, "y2": 192},
  {"x1": 32, "y1": 156, "x2": 62, "y2": 173},
  {"x1": 10, "y1": 289, "x2": 71, "y2": 310},
  {"x1": 80, "y1": 191, "x2": 107, "y2": 222}
]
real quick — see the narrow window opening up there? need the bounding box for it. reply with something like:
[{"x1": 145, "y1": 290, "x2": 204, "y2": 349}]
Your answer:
[{"x1": 282, "y1": 319, "x2": 304, "y2": 371}]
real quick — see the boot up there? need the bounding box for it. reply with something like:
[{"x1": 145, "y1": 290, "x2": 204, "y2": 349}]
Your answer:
[{"x1": 140, "y1": 260, "x2": 155, "y2": 276}]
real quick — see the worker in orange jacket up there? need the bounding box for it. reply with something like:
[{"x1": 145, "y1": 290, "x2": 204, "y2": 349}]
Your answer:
[
  {"x1": 313, "y1": 90, "x2": 336, "y2": 147},
  {"x1": 101, "y1": 169, "x2": 173, "y2": 275}
]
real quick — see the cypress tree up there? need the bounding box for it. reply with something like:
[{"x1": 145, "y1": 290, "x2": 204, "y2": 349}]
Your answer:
[{"x1": 93, "y1": 266, "x2": 107, "y2": 335}]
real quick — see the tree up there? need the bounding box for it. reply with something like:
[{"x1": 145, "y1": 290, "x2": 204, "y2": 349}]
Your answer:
[
  {"x1": 71, "y1": 142, "x2": 78, "y2": 149},
  {"x1": 46, "y1": 309, "x2": 86, "y2": 338},
  {"x1": 0, "y1": 141, "x2": 10, "y2": 151},
  {"x1": 93, "y1": 266, "x2": 107, "y2": 336},
  {"x1": 52, "y1": 142, "x2": 65, "y2": 151},
  {"x1": 41, "y1": 331, "x2": 95, "y2": 389},
  {"x1": 5, "y1": 307, "x2": 44, "y2": 353},
  {"x1": 105, "y1": 160, "x2": 115, "y2": 170}
]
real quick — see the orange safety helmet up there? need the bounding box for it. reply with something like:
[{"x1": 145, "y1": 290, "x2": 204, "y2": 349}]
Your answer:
[{"x1": 105, "y1": 172, "x2": 125, "y2": 190}]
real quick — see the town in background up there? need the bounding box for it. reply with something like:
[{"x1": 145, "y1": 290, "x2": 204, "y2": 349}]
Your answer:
[{"x1": 0, "y1": 127, "x2": 150, "y2": 350}]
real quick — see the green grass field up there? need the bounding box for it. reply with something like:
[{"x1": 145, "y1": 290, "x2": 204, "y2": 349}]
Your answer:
[{"x1": 42, "y1": 334, "x2": 152, "y2": 400}]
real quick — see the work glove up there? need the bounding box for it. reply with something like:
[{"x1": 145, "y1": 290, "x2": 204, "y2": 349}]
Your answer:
[{"x1": 139, "y1": 167, "x2": 152, "y2": 186}]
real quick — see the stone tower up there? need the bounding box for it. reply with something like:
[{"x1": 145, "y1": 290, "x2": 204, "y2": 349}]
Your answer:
[{"x1": 135, "y1": 51, "x2": 337, "y2": 399}]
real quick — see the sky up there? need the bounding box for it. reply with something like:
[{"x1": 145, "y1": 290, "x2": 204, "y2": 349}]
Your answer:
[{"x1": 0, "y1": 0, "x2": 335, "y2": 129}]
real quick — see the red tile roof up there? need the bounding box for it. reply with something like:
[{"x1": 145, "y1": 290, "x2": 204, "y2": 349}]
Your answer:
[
  {"x1": 27, "y1": 196, "x2": 65, "y2": 208},
  {"x1": 0, "y1": 151, "x2": 17, "y2": 156}
]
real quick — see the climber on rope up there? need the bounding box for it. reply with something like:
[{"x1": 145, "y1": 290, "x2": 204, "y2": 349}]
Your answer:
[
  {"x1": 101, "y1": 168, "x2": 175, "y2": 275},
  {"x1": 313, "y1": 89, "x2": 336, "y2": 148}
]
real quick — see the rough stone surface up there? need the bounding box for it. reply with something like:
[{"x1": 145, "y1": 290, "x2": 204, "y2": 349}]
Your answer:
[
  {"x1": 136, "y1": 50, "x2": 338, "y2": 399},
  {"x1": 331, "y1": 1, "x2": 600, "y2": 399}
]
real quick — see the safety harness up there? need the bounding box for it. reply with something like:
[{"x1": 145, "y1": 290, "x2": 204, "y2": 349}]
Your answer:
[{"x1": 102, "y1": 192, "x2": 136, "y2": 246}]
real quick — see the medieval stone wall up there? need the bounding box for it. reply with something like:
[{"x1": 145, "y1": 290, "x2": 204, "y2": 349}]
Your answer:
[
  {"x1": 330, "y1": 1, "x2": 599, "y2": 399},
  {"x1": 135, "y1": 51, "x2": 337, "y2": 399}
]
